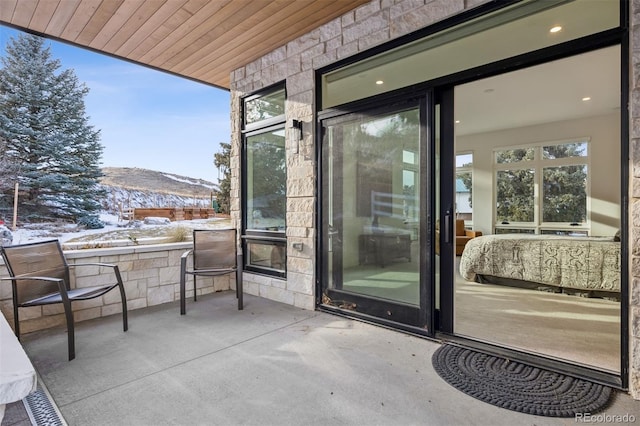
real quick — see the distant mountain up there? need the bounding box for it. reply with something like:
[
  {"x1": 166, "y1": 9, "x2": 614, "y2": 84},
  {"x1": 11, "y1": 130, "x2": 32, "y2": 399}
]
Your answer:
[
  {"x1": 99, "y1": 167, "x2": 219, "y2": 211},
  {"x1": 101, "y1": 167, "x2": 218, "y2": 197}
]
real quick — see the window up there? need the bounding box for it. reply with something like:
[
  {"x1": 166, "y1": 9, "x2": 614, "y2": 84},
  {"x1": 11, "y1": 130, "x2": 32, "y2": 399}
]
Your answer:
[
  {"x1": 403, "y1": 149, "x2": 419, "y2": 223},
  {"x1": 245, "y1": 89, "x2": 285, "y2": 126},
  {"x1": 494, "y1": 141, "x2": 589, "y2": 234},
  {"x1": 321, "y1": 0, "x2": 619, "y2": 108},
  {"x1": 456, "y1": 153, "x2": 473, "y2": 223},
  {"x1": 495, "y1": 168, "x2": 535, "y2": 223},
  {"x1": 242, "y1": 85, "x2": 287, "y2": 277},
  {"x1": 246, "y1": 129, "x2": 286, "y2": 231}
]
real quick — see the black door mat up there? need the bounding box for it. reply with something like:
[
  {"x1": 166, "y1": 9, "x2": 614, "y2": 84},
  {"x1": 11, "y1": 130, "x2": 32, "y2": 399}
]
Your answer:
[{"x1": 432, "y1": 344, "x2": 612, "y2": 417}]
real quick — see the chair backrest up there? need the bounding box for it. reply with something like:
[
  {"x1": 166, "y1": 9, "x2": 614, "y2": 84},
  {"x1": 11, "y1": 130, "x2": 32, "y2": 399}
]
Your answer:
[
  {"x1": 193, "y1": 229, "x2": 237, "y2": 270},
  {"x1": 455, "y1": 219, "x2": 466, "y2": 237},
  {"x1": 1, "y1": 240, "x2": 68, "y2": 304}
]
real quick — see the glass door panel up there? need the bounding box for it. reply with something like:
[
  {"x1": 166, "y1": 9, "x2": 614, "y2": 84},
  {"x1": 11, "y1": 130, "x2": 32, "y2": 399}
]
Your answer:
[
  {"x1": 451, "y1": 46, "x2": 621, "y2": 372},
  {"x1": 321, "y1": 104, "x2": 426, "y2": 327}
]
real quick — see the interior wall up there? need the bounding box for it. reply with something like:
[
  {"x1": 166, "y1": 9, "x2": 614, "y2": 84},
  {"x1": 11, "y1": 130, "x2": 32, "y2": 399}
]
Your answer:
[
  {"x1": 342, "y1": 139, "x2": 363, "y2": 268},
  {"x1": 456, "y1": 112, "x2": 620, "y2": 236},
  {"x1": 341, "y1": 132, "x2": 409, "y2": 268}
]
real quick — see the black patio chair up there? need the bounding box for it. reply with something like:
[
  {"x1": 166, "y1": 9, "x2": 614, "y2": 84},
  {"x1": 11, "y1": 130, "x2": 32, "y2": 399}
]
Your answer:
[
  {"x1": 1, "y1": 239, "x2": 128, "y2": 360},
  {"x1": 180, "y1": 229, "x2": 243, "y2": 314}
]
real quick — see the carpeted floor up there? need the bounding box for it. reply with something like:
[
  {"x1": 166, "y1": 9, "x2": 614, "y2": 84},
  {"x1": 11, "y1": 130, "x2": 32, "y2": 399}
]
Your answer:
[
  {"x1": 454, "y1": 278, "x2": 620, "y2": 371},
  {"x1": 339, "y1": 252, "x2": 620, "y2": 372}
]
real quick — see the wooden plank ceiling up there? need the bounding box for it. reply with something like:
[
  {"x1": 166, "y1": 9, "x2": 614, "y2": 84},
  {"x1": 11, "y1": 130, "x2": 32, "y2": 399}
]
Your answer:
[{"x1": 0, "y1": 0, "x2": 369, "y2": 89}]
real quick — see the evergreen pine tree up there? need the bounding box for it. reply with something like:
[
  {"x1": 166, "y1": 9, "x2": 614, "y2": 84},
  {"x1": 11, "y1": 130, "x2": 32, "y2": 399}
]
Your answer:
[
  {"x1": 0, "y1": 33, "x2": 105, "y2": 225},
  {"x1": 0, "y1": 136, "x2": 18, "y2": 212},
  {"x1": 213, "y1": 142, "x2": 231, "y2": 214}
]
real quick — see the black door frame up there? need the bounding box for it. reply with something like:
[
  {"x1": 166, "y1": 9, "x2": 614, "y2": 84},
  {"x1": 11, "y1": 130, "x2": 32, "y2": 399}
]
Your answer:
[
  {"x1": 317, "y1": 97, "x2": 434, "y2": 333},
  {"x1": 315, "y1": 2, "x2": 628, "y2": 390}
]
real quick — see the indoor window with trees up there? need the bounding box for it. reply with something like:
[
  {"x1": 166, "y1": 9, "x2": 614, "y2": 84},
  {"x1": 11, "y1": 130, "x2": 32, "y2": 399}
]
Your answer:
[
  {"x1": 494, "y1": 141, "x2": 588, "y2": 234},
  {"x1": 456, "y1": 153, "x2": 473, "y2": 223}
]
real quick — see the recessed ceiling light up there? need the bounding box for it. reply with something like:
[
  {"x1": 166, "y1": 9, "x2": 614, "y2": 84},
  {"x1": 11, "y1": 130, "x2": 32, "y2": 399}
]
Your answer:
[
  {"x1": 582, "y1": 96, "x2": 591, "y2": 102},
  {"x1": 376, "y1": 80, "x2": 384, "y2": 85},
  {"x1": 455, "y1": 120, "x2": 460, "y2": 124},
  {"x1": 550, "y1": 26, "x2": 562, "y2": 33}
]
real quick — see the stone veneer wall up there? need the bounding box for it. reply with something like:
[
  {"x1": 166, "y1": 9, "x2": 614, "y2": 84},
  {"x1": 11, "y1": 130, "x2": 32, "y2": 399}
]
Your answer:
[
  {"x1": 229, "y1": 0, "x2": 639, "y2": 398},
  {"x1": 230, "y1": 0, "x2": 490, "y2": 310},
  {"x1": 0, "y1": 243, "x2": 234, "y2": 334}
]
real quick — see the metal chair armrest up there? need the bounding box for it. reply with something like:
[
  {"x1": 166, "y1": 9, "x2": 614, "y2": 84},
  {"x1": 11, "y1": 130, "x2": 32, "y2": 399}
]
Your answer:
[
  {"x1": 68, "y1": 262, "x2": 118, "y2": 268},
  {"x1": 181, "y1": 249, "x2": 194, "y2": 260},
  {"x1": 1, "y1": 275, "x2": 64, "y2": 283},
  {"x1": 3, "y1": 276, "x2": 69, "y2": 305}
]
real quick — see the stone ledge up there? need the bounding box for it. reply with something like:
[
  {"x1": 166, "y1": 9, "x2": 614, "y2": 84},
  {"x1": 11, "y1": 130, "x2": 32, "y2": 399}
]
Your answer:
[
  {"x1": 63, "y1": 242, "x2": 191, "y2": 258},
  {"x1": 0, "y1": 242, "x2": 223, "y2": 335}
]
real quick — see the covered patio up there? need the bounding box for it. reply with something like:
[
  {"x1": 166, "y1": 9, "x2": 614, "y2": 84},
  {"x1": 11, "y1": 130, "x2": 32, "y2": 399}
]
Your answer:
[
  {"x1": 2, "y1": 291, "x2": 639, "y2": 425},
  {"x1": 2, "y1": 0, "x2": 640, "y2": 416}
]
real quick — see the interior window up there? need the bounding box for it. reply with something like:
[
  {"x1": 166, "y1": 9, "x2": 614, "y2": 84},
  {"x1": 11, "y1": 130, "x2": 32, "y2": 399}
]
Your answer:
[
  {"x1": 455, "y1": 153, "x2": 473, "y2": 224},
  {"x1": 493, "y1": 141, "x2": 589, "y2": 234}
]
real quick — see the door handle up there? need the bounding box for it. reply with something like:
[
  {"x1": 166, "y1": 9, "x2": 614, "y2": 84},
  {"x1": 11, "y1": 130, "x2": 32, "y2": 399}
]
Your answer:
[
  {"x1": 443, "y1": 209, "x2": 452, "y2": 244},
  {"x1": 328, "y1": 225, "x2": 341, "y2": 249}
]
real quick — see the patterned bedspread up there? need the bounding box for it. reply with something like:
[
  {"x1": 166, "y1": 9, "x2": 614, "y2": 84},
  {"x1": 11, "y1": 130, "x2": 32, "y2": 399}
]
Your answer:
[{"x1": 459, "y1": 234, "x2": 620, "y2": 293}]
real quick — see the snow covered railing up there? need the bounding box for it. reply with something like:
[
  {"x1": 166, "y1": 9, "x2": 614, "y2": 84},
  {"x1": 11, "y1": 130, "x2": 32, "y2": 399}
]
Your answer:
[
  {"x1": 0, "y1": 242, "x2": 237, "y2": 335},
  {"x1": 61, "y1": 236, "x2": 169, "y2": 250}
]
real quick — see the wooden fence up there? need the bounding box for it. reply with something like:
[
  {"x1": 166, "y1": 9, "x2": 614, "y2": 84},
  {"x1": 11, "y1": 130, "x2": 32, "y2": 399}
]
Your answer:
[{"x1": 126, "y1": 207, "x2": 218, "y2": 221}]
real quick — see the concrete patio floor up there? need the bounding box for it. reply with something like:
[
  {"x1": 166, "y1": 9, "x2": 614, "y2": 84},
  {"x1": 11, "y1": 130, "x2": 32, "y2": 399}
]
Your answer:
[{"x1": 3, "y1": 291, "x2": 640, "y2": 426}]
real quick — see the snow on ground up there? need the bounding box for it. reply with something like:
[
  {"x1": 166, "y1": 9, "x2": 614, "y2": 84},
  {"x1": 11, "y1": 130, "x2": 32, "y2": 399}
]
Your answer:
[
  {"x1": 161, "y1": 174, "x2": 216, "y2": 189},
  {"x1": 8, "y1": 212, "x2": 231, "y2": 246}
]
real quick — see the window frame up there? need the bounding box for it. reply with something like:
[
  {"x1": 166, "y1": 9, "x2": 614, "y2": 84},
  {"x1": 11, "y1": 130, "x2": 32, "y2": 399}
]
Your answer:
[
  {"x1": 243, "y1": 85, "x2": 286, "y2": 131},
  {"x1": 455, "y1": 151, "x2": 474, "y2": 226},
  {"x1": 241, "y1": 83, "x2": 287, "y2": 278},
  {"x1": 493, "y1": 138, "x2": 591, "y2": 234}
]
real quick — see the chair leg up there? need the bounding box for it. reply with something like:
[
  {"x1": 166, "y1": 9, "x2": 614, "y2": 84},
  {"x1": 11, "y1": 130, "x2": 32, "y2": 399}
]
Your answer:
[
  {"x1": 236, "y1": 253, "x2": 243, "y2": 310},
  {"x1": 11, "y1": 285, "x2": 20, "y2": 340},
  {"x1": 61, "y1": 299, "x2": 75, "y2": 361},
  {"x1": 193, "y1": 275, "x2": 197, "y2": 302},
  {"x1": 236, "y1": 270, "x2": 243, "y2": 310},
  {"x1": 180, "y1": 257, "x2": 187, "y2": 315},
  {"x1": 13, "y1": 303, "x2": 20, "y2": 340},
  {"x1": 113, "y1": 266, "x2": 128, "y2": 332}
]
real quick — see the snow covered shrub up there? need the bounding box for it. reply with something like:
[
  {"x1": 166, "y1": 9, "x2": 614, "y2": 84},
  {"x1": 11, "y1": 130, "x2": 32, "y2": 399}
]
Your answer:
[
  {"x1": 77, "y1": 215, "x2": 104, "y2": 229},
  {"x1": 0, "y1": 225, "x2": 12, "y2": 246}
]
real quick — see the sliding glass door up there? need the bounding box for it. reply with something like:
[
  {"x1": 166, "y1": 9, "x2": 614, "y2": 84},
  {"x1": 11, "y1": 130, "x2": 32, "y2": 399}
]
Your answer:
[
  {"x1": 320, "y1": 101, "x2": 432, "y2": 328},
  {"x1": 450, "y1": 46, "x2": 622, "y2": 373},
  {"x1": 316, "y1": 0, "x2": 624, "y2": 386}
]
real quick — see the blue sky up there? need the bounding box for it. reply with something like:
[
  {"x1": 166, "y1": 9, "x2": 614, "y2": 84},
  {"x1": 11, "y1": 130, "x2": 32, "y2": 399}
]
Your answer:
[{"x1": 0, "y1": 26, "x2": 230, "y2": 183}]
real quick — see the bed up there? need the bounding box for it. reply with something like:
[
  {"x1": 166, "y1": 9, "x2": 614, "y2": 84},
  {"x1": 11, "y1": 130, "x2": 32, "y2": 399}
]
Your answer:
[{"x1": 459, "y1": 234, "x2": 620, "y2": 296}]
